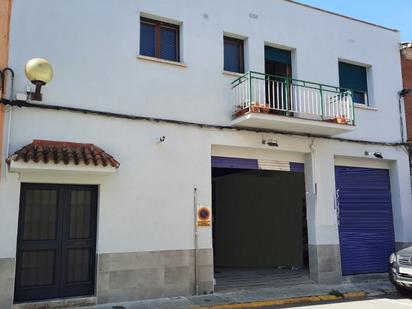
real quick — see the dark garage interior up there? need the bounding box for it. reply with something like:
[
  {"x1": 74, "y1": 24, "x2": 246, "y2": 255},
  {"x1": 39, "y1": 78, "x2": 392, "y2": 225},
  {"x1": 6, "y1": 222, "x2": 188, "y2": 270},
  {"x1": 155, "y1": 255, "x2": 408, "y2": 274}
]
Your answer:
[{"x1": 212, "y1": 167, "x2": 309, "y2": 290}]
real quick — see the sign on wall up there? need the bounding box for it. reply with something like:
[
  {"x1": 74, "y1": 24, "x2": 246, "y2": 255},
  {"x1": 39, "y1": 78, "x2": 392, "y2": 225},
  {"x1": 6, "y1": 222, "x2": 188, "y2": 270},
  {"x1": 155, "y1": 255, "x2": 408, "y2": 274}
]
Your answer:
[{"x1": 197, "y1": 207, "x2": 211, "y2": 227}]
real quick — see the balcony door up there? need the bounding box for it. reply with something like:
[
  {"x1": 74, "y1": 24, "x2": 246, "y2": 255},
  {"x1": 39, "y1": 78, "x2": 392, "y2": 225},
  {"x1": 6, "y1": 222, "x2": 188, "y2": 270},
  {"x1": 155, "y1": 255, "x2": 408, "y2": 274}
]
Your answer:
[
  {"x1": 14, "y1": 184, "x2": 97, "y2": 302},
  {"x1": 264, "y1": 46, "x2": 292, "y2": 113}
]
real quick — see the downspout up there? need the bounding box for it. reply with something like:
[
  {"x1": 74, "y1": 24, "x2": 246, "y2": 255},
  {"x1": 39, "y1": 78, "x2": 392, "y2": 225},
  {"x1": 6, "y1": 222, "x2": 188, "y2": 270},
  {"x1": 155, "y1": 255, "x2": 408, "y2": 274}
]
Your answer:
[
  {"x1": 398, "y1": 92, "x2": 406, "y2": 143},
  {"x1": 0, "y1": 0, "x2": 13, "y2": 179},
  {"x1": 398, "y1": 88, "x2": 412, "y2": 143},
  {"x1": 193, "y1": 186, "x2": 199, "y2": 295}
]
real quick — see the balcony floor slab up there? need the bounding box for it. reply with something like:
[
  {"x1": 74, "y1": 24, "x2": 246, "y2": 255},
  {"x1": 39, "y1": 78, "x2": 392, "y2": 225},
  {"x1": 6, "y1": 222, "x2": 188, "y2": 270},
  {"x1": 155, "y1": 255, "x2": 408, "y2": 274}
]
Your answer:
[{"x1": 231, "y1": 112, "x2": 355, "y2": 136}]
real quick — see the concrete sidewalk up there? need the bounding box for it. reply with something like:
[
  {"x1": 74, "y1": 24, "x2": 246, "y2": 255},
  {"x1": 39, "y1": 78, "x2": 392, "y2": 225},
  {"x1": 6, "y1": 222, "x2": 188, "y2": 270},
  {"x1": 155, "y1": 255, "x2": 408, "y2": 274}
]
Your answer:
[{"x1": 73, "y1": 274, "x2": 396, "y2": 309}]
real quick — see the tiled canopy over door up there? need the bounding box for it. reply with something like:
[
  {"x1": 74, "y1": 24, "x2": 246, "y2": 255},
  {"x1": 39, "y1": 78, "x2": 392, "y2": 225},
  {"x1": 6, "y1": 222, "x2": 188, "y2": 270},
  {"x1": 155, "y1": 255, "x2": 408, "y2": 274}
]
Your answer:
[{"x1": 14, "y1": 184, "x2": 98, "y2": 302}]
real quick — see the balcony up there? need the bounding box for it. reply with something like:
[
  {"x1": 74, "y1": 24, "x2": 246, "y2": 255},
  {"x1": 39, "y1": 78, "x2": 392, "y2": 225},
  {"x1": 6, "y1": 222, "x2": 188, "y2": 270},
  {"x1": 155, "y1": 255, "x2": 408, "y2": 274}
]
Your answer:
[{"x1": 231, "y1": 72, "x2": 355, "y2": 136}]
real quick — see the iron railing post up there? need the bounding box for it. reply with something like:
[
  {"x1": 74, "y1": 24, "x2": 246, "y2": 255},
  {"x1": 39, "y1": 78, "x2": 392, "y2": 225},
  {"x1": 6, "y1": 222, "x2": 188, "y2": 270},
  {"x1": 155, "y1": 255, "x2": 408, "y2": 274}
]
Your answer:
[
  {"x1": 248, "y1": 71, "x2": 252, "y2": 109},
  {"x1": 350, "y1": 90, "x2": 355, "y2": 125},
  {"x1": 320, "y1": 85, "x2": 324, "y2": 120}
]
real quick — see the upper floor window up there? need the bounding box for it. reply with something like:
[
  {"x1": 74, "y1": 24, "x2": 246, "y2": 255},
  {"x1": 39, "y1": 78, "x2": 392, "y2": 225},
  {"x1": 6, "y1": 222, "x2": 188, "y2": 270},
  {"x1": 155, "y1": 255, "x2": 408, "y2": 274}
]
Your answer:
[
  {"x1": 224, "y1": 36, "x2": 244, "y2": 73},
  {"x1": 140, "y1": 17, "x2": 180, "y2": 62},
  {"x1": 339, "y1": 62, "x2": 368, "y2": 105}
]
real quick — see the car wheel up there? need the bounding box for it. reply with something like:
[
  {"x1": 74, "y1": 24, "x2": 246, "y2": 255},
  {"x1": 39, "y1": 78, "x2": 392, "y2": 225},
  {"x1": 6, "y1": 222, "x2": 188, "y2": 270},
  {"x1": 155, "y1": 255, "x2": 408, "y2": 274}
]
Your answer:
[{"x1": 396, "y1": 285, "x2": 412, "y2": 297}]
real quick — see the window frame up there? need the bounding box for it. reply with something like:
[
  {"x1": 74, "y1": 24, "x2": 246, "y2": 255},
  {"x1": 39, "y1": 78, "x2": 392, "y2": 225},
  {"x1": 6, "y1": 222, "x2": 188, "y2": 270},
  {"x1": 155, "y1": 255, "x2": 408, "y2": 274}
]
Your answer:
[
  {"x1": 338, "y1": 61, "x2": 369, "y2": 105},
  {"x1": 140, "y1": 17, "x2": 180, "y2": 62},
  {"x1": 223, "y1": 36, "x2": 245, "y2": 74}
]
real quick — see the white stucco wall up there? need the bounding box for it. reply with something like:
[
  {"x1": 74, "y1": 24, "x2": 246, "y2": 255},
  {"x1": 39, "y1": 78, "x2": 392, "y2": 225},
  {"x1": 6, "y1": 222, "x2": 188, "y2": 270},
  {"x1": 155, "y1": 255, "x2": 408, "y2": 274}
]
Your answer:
[
  {"x1": 0, "y1": 0, "x2": 410, "y2": 260},
  {"x1": 8, "y1": 0, "x2": 403, "y2": 143},
  {"x1": 0, "y1": 107, "x2": 411, "y2": 258}
]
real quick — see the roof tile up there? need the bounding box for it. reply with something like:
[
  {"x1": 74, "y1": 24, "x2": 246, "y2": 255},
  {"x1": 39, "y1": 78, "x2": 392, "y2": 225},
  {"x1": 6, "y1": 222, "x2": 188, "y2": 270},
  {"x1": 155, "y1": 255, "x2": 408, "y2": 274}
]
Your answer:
[{"x1": 6, "y1": 140, "x2": 120, "y2": 168}]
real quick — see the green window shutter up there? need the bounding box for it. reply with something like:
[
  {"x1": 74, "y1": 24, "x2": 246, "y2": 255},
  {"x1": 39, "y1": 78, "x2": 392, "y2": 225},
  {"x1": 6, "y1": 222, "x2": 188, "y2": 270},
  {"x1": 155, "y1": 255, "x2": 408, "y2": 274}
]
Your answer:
[
  {"x1": 339, "y1": 62, "x2": 368, "y2": 104},
  {"x1": 265, "y1": 46, "x2": 291, "y2": 64},
  {"x1": 338, "y1": 62, "x2": 367, "y2": 92}
]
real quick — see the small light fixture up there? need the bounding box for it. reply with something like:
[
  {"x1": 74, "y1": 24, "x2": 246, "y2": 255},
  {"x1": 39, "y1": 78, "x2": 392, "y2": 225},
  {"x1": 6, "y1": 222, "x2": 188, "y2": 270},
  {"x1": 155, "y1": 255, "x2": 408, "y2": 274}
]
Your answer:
[
  {"x1": 262, "y1": 138, "x2": 278, "y2": 147},
  {"x1": 399, "y1": 88, "x2": 412, "y2": 97},
  {"x1": 373, "y1": 152, "x2": 383, "y2": 159},
  {"x1": 25, "y1": 58, "x2": 53, "y2": 101}
]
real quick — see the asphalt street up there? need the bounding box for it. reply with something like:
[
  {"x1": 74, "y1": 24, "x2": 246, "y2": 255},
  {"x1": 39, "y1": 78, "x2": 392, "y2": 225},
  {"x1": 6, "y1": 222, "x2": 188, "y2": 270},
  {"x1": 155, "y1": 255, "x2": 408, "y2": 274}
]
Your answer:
[{"x1": 262, "y1": 295, "x2": 412, "y2": 309}]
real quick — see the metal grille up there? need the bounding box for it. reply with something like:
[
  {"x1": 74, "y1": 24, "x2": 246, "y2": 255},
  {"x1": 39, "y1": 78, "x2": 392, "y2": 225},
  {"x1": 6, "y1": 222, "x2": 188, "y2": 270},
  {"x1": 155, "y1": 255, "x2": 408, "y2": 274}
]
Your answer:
[
  {"x1": 23, "y1": 189, "x2": 57, "y2": 240},
  {"x1": 66, "y1": 248, "x2": 90, "y2": 283},
  {"x1": 69, "y1": 190, "x2": 92, "y2": 239},
  {"x1": 19, "y1": 250, "x2": 55, "y2": 287},
  {"x1": 399, "y1": 256, "x2": 412, "y2": 266}
]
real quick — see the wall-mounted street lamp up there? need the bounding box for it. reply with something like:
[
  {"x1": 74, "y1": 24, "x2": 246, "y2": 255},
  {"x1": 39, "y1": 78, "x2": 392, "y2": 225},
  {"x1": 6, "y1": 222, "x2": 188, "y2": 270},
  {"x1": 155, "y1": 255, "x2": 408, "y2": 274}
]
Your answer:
[{"x1": 25, "y1": 58, "x2": 53, "y2": 101}]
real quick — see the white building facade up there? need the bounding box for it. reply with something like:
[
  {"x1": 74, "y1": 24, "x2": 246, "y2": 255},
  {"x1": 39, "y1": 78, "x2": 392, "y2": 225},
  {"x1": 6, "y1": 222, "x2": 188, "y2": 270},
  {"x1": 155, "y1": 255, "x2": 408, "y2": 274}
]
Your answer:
[{"x1": 0, "y1": 0, "x2": 411, "y2": 307}]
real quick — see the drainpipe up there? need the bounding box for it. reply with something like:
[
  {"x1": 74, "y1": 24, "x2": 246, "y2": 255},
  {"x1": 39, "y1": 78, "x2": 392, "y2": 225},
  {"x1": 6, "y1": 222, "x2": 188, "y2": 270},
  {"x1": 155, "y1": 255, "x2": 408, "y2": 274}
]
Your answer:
[
  {"x1": 0, "y1": 0, "x2": 13, "y2": 179},
  {"x1": 193, "y1": 186, "x2": 199, "y2": 295},
  {"x1": 398, "y1": 88, "x2": 412, "y2": 143}
]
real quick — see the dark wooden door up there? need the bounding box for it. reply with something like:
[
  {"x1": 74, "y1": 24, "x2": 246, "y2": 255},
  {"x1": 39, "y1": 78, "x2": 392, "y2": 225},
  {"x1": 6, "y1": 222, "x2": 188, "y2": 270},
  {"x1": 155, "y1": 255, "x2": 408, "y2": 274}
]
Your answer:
[
  {"x1": 14, "y1": 184, "x2": 97, "y2": 302},
  {"x1": 265, "y1": 59, "x2": 292, "y2": 112}
]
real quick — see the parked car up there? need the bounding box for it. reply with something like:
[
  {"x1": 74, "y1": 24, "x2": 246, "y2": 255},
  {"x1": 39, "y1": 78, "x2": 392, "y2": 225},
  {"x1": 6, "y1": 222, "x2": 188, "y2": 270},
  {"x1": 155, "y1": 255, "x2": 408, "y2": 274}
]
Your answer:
[{"x1": 390, "y1": 247, "x2": 412, "y2": 294}]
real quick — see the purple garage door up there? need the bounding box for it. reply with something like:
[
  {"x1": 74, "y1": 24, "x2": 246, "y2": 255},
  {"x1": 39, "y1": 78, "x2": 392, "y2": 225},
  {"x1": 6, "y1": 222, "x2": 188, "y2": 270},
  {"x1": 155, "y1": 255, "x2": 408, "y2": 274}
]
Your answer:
[
  {"x1": 211, "y1": 156, "x2": 303, "y2": 172},
  {"x1": 335, "y1": 166, "x2": 395, "y2": 275}
]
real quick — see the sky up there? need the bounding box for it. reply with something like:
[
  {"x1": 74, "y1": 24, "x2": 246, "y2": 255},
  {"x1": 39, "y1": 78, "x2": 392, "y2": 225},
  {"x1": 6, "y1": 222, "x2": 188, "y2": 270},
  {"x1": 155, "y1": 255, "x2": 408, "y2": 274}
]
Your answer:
[{"x1": 296, "y1": 0, "x2": 412, "y2": 42}]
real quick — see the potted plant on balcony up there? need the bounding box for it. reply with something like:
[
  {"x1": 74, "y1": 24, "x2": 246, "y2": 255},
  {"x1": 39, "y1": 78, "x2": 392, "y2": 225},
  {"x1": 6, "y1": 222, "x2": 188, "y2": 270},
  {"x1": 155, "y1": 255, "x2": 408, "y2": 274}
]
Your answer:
[
  {"x1": 251, "y1": 102, "x2": 261, "y2": 113},
  {"x1": 260, "y1": 104, "x2": 270, "y2": 113},
  {"x1": 234, "y1": 105, "x2": 249, "y2": 117},
  {"x1": 335, "y1": 115, "x2": 348, "y2": 124},
  {"x1": 324, "y1": 115, "x2": 349, "y2": 124}
]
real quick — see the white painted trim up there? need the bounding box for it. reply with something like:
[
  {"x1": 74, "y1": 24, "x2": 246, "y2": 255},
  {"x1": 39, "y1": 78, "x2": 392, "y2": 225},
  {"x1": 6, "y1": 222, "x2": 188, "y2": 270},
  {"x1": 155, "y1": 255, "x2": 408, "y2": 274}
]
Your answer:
[
  {"x1": 9, "y1": 161, "x2": 117, "y2": 175},
  {"x1": 334, "y1": 155, "x2": 390, "y2": 169},
  {"x1": 354, "y1": 103, "x2": 378, "y2": 111},
  {"x1": 222, "y1": 70, "x2": 243, "y2": 77},
  {"x1": 211, "y1": 145, "x2": 306, "y2": 163},
  {"x1": 137, "y1": 55, "x2": 187, "y2": 68}
]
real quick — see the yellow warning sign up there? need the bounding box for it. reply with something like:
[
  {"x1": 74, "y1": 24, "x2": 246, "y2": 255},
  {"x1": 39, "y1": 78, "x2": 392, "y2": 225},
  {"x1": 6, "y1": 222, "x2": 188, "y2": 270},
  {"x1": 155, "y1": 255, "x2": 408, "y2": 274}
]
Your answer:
[{"x1": 197, "y1": 207, "x2": 211, "y2": 227}]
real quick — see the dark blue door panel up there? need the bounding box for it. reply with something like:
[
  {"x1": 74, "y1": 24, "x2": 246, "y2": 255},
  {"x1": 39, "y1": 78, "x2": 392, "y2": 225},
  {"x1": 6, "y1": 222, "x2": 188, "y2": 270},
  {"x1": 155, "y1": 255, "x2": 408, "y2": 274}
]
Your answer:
[
  {"x1": 211, "y1": 156, "x2": 258, "y2": 169},
  {"x1": 335, "y1": 166, "x2": 395, "y2": 275}
]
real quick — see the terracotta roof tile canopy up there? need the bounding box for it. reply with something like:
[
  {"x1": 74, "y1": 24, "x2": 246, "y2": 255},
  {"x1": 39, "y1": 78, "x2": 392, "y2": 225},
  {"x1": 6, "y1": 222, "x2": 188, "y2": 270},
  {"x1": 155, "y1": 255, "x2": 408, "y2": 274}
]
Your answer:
[{"x1": 7, "y1": 140, "x2": 120, "y2": 168}]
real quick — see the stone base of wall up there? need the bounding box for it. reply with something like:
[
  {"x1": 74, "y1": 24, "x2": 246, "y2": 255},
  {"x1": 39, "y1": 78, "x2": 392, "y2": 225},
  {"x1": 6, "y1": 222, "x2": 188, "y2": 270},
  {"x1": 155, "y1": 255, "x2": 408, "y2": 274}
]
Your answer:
[
  {"x1": 0, "y1": 258, "x2": 15, "y2": 309},
  {"x1": 308, "y1": 244, "x2": 342, "y2": 284},
  {"x1": 97, "y1": 248, "x2": 214, "y2": 304}
]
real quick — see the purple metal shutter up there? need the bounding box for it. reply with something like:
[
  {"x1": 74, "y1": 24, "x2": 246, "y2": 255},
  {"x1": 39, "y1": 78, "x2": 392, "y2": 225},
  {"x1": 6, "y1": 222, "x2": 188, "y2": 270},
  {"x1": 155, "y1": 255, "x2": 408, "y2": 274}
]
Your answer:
[
  {"x1": 290, "y1": 162, "x2": 304, "y2": 172},
  {"x1": 335, "y1": 166, "x2": 395, "y2": 275},
  {"x1": 211, "y1": 156, "x2": 258, "y2": 169}
]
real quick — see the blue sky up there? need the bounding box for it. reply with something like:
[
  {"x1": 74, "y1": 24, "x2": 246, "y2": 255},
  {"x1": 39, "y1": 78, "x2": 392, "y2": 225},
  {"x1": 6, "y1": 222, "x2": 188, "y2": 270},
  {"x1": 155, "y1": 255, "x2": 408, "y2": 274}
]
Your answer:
[{"x1": 297, "y1": 0, "x2": 412, "y2": 42}]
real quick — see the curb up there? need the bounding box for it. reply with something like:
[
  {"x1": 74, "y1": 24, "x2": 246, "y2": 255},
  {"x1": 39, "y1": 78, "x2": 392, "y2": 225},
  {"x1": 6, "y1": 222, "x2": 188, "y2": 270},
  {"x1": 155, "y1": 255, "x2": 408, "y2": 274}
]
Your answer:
[{"x1": 192, "y1": 291, "x2": 367, "y2": 309}]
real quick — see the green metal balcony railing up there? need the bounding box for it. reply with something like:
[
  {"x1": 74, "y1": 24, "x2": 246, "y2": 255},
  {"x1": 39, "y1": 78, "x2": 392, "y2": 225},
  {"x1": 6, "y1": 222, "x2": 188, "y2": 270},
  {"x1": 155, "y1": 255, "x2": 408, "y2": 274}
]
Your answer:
[{"x1": 232, "y1": 71, "x2": 355, "y2": 125}]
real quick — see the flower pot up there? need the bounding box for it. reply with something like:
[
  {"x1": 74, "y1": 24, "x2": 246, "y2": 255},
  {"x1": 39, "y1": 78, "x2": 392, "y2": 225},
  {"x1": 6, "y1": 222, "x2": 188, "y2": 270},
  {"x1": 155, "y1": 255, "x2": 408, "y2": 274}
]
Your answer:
[
  {"x1": 260, "y1": 104, "x2": 270, "y2": 113},
  {"x1": 251, "y1": 103, "x2": 261, "y2": 113},
  {"x1": 336, "y1": 116, "x2": 348, "y2": 124},
  {"x1": 234, "y1": 107, "x2": 249, "y2": 117}
]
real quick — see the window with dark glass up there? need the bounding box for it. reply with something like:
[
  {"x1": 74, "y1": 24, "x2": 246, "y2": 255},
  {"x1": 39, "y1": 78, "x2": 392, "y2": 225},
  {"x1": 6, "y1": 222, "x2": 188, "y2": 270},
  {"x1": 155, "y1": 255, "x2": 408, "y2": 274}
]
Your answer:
[
  {"x1": 140, "y1": 17, "x2": 180, "y2": 62},
  {"x1": 224, "y1": 36, "x2": 244, "y2": 73},
  {"x1": 339, "y1": 62, "x2": 368, "y2": 105}
]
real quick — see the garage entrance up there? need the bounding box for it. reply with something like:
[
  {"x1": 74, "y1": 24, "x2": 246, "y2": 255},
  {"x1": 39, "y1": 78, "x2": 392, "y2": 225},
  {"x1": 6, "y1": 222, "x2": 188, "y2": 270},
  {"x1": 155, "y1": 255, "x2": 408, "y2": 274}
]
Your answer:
[
  {"x1": 335, "y1": 166, "x2": 395, "y2": 275},
  {"x1": 211, "y1": 156, "x2": 309, "y2": 291}
]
